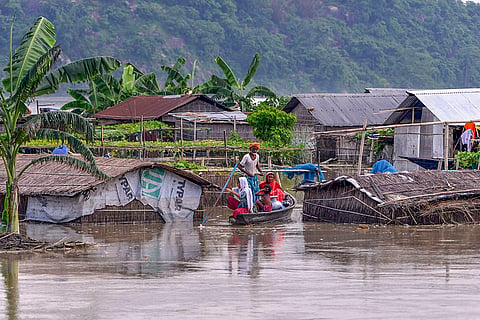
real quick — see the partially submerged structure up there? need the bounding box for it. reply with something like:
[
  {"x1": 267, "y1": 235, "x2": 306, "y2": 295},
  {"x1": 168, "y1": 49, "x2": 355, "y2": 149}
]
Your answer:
[
  {"x1": 2, "y1": 155, "x2": 213, "y2": 223},
  {"x1": 384, "y1": 88, "x2": 480, "y2": 171},
  {"x1": 284, "y1": 90, "x2": 407, "y2": 161},
  {"x1": 300, "y1": 170, "x2": 480, "y2": 225}
]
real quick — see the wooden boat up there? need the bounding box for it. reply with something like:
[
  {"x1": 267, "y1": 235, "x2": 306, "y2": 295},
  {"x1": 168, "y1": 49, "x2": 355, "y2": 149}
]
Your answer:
[{"x1": 228, "y1": 193, "x2": 297, "y2": 225}]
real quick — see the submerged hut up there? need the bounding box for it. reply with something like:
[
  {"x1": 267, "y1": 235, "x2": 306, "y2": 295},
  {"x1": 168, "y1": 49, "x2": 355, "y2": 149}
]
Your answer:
[
  {"x1": 1, "y1": 155, "x2": 214, "y2": 223},
  {"x1": 299, "y1": 170, "x2": 480, "y2": 225}
]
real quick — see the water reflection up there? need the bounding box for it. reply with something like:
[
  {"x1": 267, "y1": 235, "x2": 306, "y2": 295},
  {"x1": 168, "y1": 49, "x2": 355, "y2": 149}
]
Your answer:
[
  {"x1": 2, "y1": 217, "x2": 480, "y2": 319},
  {"x1": 1, "y1": 257, "x2": 18, "y2": 320},
  {"x1": 25, "y1": 222, "x2": 201, "y2": 276}
]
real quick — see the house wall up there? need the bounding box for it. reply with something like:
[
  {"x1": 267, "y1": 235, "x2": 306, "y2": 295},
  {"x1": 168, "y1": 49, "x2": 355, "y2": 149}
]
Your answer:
[
  {"x1": 291, "y1": 104, "x2": 321, "y2": 147},
  {"x1": 393, "y1": 126, "x2": 422, "y2": 171},
  {"x1": 419, "y1": 109, "x2": 443, "y2": 159},
  {"x1": 393, "y1": 109, "x2": 449, "y2": 171}
]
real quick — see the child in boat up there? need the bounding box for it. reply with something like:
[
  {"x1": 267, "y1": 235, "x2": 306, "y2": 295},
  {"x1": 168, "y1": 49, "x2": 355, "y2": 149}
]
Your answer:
[{"x1": 255, "y1": 184, "x2": 272, "y2": 212}]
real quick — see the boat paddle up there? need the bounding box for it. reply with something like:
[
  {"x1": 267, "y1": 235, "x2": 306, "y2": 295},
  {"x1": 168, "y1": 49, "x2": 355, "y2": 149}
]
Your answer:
[{"x1": 200, "y1": 163, "x2": 238, "y2": 227}]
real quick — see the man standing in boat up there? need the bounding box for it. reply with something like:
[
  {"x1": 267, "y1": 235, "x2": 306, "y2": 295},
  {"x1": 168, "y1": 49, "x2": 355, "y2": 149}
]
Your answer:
[{"x1": 238, "y1": 142, "x2": 263, "y2": 200}]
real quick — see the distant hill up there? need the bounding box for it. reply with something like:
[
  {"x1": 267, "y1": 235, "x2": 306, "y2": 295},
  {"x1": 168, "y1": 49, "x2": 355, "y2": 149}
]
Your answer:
[{"x1": 1, "y1": 0, "x2": 480, "y2": 95}]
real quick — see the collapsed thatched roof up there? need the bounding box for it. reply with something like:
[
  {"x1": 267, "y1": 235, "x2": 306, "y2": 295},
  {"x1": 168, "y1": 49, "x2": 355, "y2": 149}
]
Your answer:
[
  {"x1": 299, "y1": 170, "x2": 480, "y2": 206},
  {"x1": 0, "y1": 154, "x2": 213, "y2": 197}
]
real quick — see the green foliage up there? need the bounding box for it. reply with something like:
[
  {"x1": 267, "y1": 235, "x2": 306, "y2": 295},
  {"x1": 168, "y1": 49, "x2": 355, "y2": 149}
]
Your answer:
[
  {"x1": 247, "y1": 104, "x2": 296, "y2": 146},
  {"x1": 99, "y1": 120, "x2": 172, "y2": 140},
  {"x1": 3, "y1": 1, "x2": 480, "y2": 93},
  {"x1": 455, "y1": 151, "x2": 480, "y2": 168},
  {"x1": 0, "y1": 16, "x2": 116, "y2": 233},
  {"x1": 164, "y1": 160, "x2": 205, "y2": 171},
  {"x1": 228, "y1": 131, "x2": 243, "y2": 143},
  {"x1": 200, "y1": 52, "x2": 276, "y2": 111}
]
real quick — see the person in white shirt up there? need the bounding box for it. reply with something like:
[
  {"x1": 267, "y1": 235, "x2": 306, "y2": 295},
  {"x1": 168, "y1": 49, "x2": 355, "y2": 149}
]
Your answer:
[{"x1": 238, "y1": 142, "x2": 263, "y2": 200}]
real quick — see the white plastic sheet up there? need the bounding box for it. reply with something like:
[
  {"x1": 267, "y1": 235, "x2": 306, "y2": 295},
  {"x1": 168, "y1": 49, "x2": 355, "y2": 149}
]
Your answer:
[{"x1": 26, "y1": 168, "x2": 202, "y2": 223}]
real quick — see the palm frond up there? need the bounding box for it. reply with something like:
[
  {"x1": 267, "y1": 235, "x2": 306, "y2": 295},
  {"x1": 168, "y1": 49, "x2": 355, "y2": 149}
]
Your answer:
[
  {"x1": 34, "y1": 128, "x2": 96, "y2": 163},
  {"x1": 135, "y1": 73, "x2": 161, "y2": 94},
  {"x1": 214, "y1": 56, "x2": 239, "y2": 88},
  {"x1": 66, "y1": 88, "x2": 90, "y2": 103},
  {"x1": 35, "y1": 56, "x2": 121, "y2": 96},
  {"x1": 10, "y1": 46, "x2": 61, "y2": 112},
  {"x1": 60, "y1": 101, "x2": 93, "y2": 117},
  {"x1": 22, "y1": 111, "x2": 95, "y2": 142},
  {"x1": 242, "y1": 52, "x2": 260, "y2": 87},
  {"x1": 18, "y1": 155, "x2": 110, "y2": 181},
  {"x1": 246, "y1": 86, "x2": 277, "y2": 98},
  {"x1": 121, "y1": 64, "x2": 135, "y2": 92},
  {"x1": 2, "y1": 16, "x2": 56, "y2": 94}
]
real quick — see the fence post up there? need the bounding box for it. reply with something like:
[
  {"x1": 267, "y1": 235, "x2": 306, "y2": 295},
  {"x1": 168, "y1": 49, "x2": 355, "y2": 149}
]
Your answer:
[
  {"x1": 443, "y1": 122, "x2": 449, "y2": 170},
  {"x1": 224, "y1": 130, "x2": 228, "y2": 166},
  {"x1": 357, "y1": 118, "x2": 367, "y2": 175},
  {"x1": 180, "y1": 118, "x2": 184, "y2": 160}
]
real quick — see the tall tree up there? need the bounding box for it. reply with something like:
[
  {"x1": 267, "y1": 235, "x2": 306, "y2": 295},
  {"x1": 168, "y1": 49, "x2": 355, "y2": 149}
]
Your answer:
[
  {"x1": 201, "y1": 52, "x2": 276, "y2": 112},
  {"x1": 0, "y1": 16, "x2": 120, "y2": 233}
]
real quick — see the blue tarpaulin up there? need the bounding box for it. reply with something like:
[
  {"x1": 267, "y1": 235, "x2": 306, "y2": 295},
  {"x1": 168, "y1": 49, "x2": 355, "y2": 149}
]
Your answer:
[
  {"x1": 371, "y1": 160, "x2": 397, "y2": 174},
  {"x1": 283, "y1": 163, "x2": 324, "y2": 183},
  {"x1": 52, "y1": 145, "x2": 68, "y2": 155}
]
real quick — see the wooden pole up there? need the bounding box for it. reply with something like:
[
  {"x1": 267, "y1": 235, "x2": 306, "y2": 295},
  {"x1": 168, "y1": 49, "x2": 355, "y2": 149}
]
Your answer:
[
  {"x1": 233, "y1": 116, "x2": 237, "y2": 133},
  {"x1": 224, "y1": 130, "x2": 228, "y2": 166},
  {"x1": 101, "y1": 126, "x2": 104, "y2": 155},
  {"x1": 140, "y1": 116, "x2": 144, "y2": 160},
  {"x1": 314, "y1": 119, "x2": 480, "y2": 136},
  {"x1": 193, "y1": 119, "x2": 197, "y2": 160},
  {"x1": 357, "y1": 118, "x2": 367, "y2": 175},
  {"x1": 443, "y1": 123, "x2": 449, "y2": 170},
  {"x1": 193, "y1": 119, "x2": 197, "y2": 141},
  {"x1": 268, "y1": 155, "x2": 272, "y2": 169},
  {"x1": 180, "y1": 118, "x2": 184, "y2": 160},
  {"x1": 368, "y1": 138, "x2": 375, "y2": 164}
]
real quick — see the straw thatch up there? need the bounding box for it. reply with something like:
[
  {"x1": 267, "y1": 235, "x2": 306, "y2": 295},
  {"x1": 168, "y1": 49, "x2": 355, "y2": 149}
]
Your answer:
[
  {"x1": 0, "y1": 154, "x2": 213, "y2": 197},
  {"x1": 300, "y1": 170, "x2": 480, "y2": 224}
]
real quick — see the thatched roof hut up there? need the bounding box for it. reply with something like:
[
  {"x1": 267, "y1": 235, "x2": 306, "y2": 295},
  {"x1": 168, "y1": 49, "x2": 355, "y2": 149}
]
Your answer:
[
  {"x1": 299, "y1": 170, "x2": 480, "y2": 224},
  {"x1": 2, "y1": 154, "x2": 214, "y2": 223}
]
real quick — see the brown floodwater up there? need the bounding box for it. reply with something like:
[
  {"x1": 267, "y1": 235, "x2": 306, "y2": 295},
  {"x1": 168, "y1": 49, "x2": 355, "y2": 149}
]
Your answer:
[{"x1": 1, "y1": 209, "x2": 480, "y2": 320}]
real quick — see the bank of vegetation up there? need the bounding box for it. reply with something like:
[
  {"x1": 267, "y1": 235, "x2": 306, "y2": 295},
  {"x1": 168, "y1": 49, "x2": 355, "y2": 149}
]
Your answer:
[{"x1": 0, "y1": 1, "x2": 480, "y2": 94}]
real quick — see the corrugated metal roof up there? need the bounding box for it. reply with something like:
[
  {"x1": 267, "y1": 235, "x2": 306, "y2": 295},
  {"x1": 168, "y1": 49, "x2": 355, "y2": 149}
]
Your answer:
[
  {"x1": 364, "y1": 88, "x2": 410, "y2": 95},
  {"x1": 93, "y1": 95, "x2": 229, "y2": 120},
  {"x1": 384, "y1": 88, "x2": 480, "y2": 124},
  {"x1": 169, "y1": 111, "x2": 247, "y2": 123},
  {"x1": 0, "y1": 155, "x2": 213, "y2": 196},
  {"x1": 409, "y1": 89, "x2": 480, "y2": 122},
  {"x1": 285, "y1": 93, "x2": 407, "y2": 126}
]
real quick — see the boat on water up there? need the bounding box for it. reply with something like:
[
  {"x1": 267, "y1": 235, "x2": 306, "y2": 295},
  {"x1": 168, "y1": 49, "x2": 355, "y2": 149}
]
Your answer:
[{"x1": 228, "y1": 193, "x2": 296, "y2": 225}]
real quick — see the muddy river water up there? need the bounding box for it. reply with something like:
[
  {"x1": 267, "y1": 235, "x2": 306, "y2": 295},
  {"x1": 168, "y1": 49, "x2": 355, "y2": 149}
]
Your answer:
[{"x1": 1, "y1": 209, "x2": 480, "y2": 319}]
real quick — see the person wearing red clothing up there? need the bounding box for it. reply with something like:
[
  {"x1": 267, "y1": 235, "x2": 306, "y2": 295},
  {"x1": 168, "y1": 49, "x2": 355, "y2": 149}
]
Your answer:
[
  {"x1": 464, "y1": 121, "x2": 476, "y2": 139},
  {"x1": 259, "y1": 172, "x2": 285, "y2": 202}
]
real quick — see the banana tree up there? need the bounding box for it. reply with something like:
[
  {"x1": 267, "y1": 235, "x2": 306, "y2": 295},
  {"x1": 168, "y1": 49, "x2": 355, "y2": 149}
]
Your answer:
[
  {"x1": 63, "y1": 63, "x2": 161, "y2": 116},
  {"x1": 160, "y1": 56, "x2": 202, "y2": 95},
  {"x1": 0, "y1": 16, "x2": 120, "y2": 233},
  {"x1": 200, "y1": 52, "x2": 276, "y2": 112}
]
